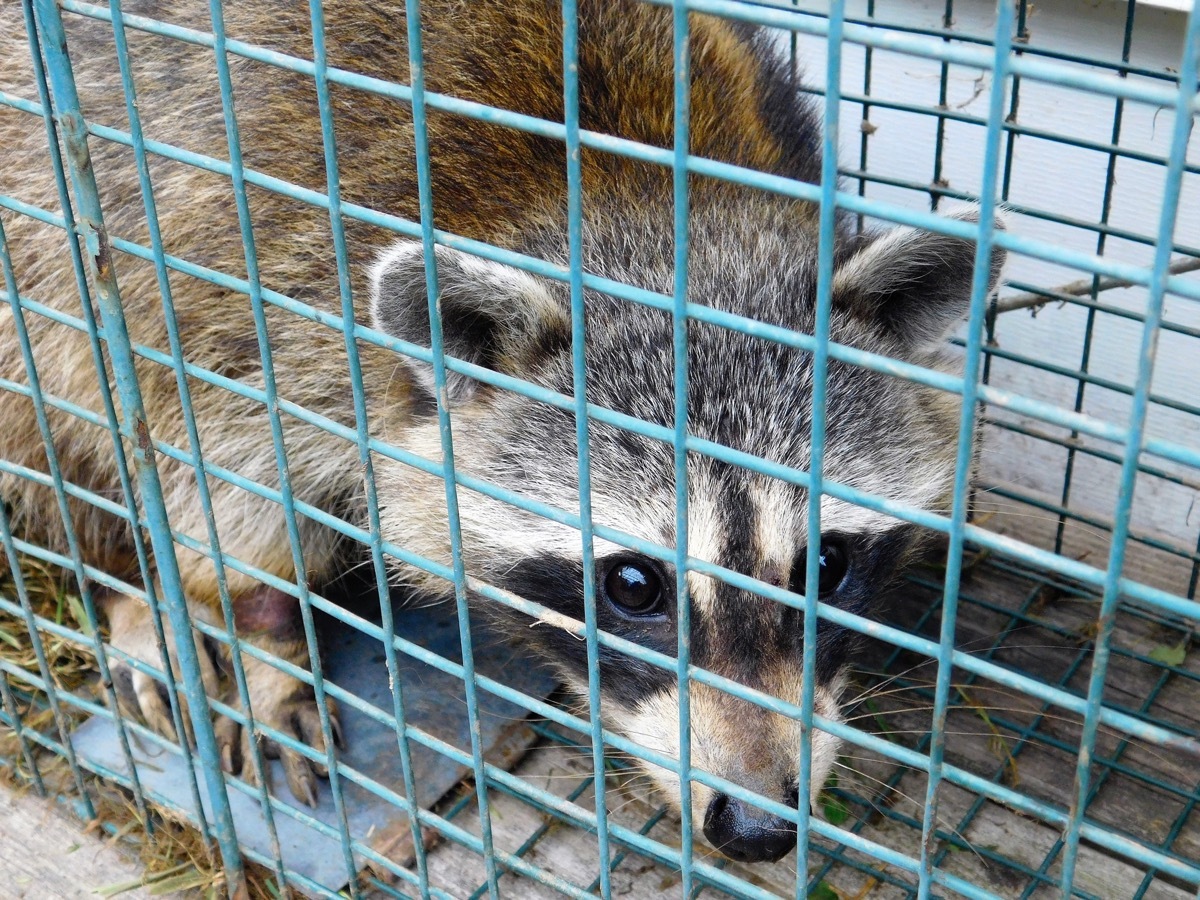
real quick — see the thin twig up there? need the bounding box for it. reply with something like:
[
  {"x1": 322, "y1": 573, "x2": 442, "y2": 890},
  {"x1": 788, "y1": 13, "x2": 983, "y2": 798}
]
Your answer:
[{"x1": 992, "y1": 255, "x2": 1200, "y2": 316}]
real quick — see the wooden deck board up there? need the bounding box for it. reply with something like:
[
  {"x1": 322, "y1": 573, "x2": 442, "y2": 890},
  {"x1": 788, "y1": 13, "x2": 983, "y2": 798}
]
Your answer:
[{"x1": 0, "y1": 786, "x2": 158, "y2": 899}]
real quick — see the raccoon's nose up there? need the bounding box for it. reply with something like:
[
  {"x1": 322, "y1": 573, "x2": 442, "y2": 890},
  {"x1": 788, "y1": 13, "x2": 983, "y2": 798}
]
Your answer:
[{"x1": 703, "y1": 791, "x2": 797, "y2": 863}]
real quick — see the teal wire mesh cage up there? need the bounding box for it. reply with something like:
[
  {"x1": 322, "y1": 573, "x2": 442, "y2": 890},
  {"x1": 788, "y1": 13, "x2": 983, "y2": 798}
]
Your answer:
[{"x1": 1, "y1": 0, "x2": 1198, "y2": 898}]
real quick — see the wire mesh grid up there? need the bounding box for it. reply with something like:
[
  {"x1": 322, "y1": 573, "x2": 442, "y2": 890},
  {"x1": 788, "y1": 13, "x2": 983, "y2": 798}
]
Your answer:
[
  {"x1": 319, "y1": 553, "x2": 1199, "y2": 900},
  {"x1": 0, "y1": 0, "x2": 1197, "y2": 898}
]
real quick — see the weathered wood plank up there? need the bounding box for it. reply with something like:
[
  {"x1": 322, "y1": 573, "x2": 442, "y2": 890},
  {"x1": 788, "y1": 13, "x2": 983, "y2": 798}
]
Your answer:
[{"x1": 0, "y1": 786, "x2": 159, "y2": 899}]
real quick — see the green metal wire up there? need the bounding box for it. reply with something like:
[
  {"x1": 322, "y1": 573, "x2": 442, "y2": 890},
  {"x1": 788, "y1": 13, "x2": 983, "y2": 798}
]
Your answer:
[{"x1": 1, "y1": 1, "x2": 1197, "y2": 897}]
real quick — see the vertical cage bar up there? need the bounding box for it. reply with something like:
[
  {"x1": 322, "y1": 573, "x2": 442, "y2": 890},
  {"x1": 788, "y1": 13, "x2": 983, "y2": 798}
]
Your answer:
[
  {"x1": 306, "y1": 0, "x2": 433, "y2": 894},
  {"x1": 669, "y1": 2, "x2": 694, "y2": 895},
  {"x1": 1025, "y1": 17, "x2": 1147, "y2": 883},
  {"x1": 561, "y1": 1, "x2": 614, "y2": 896},
  {"x1": 981, "y1": 0, "x2": 1025, "y2": 395},
  {"x1": 1053, "y1": 0, "x2": 1137, "y2": 560},
  {"x1": 403, "y1": 3, "x2": 502, "y2": 896},
  {"x1": 0, "y1": 668, "x2": 45, "y2": 793},
  {"x1": 1058, "y1": 9, "x2": 1199, "y2": 896},
  {"x1": 795, "y1": 0, "x2": 844, "y2": 892},
  {"x1": 997, "y1": 0, "x2": 1028, "y2": 207},
  {"x1": 19, "y1": 8, "x2": 195, "y2": 837},
  {"x1": 916, "y1": 2, "x2": 1013, "y2": 897},
  {"x1": 203, "y1": 0, "x2": 359, "y2": 891},
  {"x1": 1188, "y1": 531, "x2": 1200, "y2": 603},
  {"x1": 855, "y1": 0, "x2": 875, "y2": 235},
  {"x1": 0, "y1": 220, "x2": 95, "y2": 812},
  {"x1": 1, "y1": 152, "x2": 162, "y2": 837},
  {"x1": 105, "y1": 0, "x2": 270, "y2": 861},
  {"x1": 930, "y1": 0, "x2": 955, "y2": 214},
  {"x1": 28, "y1": 1, "x2": 247, "y2": 891},
  {"x1": 789, "y1": 0, "x2": 799, "y2": 78},
  {"x1": 22, "y1": 0, "x2": 193, "y2": 837}
]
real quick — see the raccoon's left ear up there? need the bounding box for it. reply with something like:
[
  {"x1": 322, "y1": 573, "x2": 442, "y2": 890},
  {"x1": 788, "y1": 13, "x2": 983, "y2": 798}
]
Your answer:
[
  {"x1": 369, "y1": 241, "x2": 567, "y2": 404},
  {"x1": 832, "y1": 207, "x2": 1006, "y2": 353}
]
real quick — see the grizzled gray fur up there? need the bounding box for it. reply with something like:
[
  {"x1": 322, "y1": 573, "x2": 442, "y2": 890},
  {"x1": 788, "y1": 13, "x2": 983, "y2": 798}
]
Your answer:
[{"x1": 0, "y1": 0, "x2": 1002, "y2": 863}]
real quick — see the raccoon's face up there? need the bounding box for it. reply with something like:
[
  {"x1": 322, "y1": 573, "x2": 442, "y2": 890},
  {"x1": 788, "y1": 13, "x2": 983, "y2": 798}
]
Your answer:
[{"x1": 369, "y1": 203, "x2": 1004, "y2": 863}]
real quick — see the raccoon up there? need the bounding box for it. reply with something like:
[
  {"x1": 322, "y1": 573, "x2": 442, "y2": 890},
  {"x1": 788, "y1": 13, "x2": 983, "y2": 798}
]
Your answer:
[{"x1": 0, "y1": 0, "x2": 1002, "y2": 864}]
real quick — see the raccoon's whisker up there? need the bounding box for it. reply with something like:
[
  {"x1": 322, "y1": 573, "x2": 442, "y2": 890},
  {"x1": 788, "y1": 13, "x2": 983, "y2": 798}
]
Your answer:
[
  {"x1": 844, "y1": 683, "x2": 946, "y2": 708},
  {"x1": 845, "y1": 660, "x2": 945, "y2": 703},
  {"x1": 845, "y1": 669, "x2": 964, "y2": 706},
  {"x1": 592, "y1": 727, "x2": 675, "y2": 746},
  {"x1": 601, "y1": 787, "x2": 656, "y2": 819},
  {"x1": 334, "y1": 556, "x2": 378, "y2": 579},
  {"x1": 434, "y1": 691, "x2": 545, "y2": 723},
  {"x1": 694, "y1": 843, "x2": 733, "y2": 865},
  {"x1": 531, "y1": 773, "x2": 609, "y2": 784},
  {"x1": 839, "y1": 704, "x2": 936, "y2": 725},
  {"x1": 842, "y1": 687, "x2": 1056, "y2": 720},
  {"x1": 837, "y1": 710, "x2": 1177, "y2": 770},
  {"x1": 841, "y1": 682, "x2": 1044, "y2": 715},
  {"x1": 827, "y1": 752, "x2": 909, "y2": 767},
  {"x1": 846, "y1": 638, "x2": 1087, "y2": 704},
  {"x1": 848, "y1": 640, "x2": 1019, "y2": 691},
  {"x1": 837, "y1": 726, "x2": 1025, "y2": 742},
  {"x1": 962, "y1": 505, "x2": 1115, "y2": 545},
  {"x1": 534, "y1": 749, "x2": 599, "y2": 764},
  {"x1": 849, "y1": 648, "x2": 1094, "y2": 691},
  {"x1": 830, "y1": 762, "x2": 980, "y2": 859}
]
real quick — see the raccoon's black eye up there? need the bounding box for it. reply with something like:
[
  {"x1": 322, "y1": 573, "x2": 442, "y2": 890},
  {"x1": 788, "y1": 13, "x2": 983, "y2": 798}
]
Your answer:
[
  {"x1": 790, "y1": 537, "x2": 851, "y2": 598},
  {"x1": 602, "y1": 557, "x2": 665, "y2": 617}
]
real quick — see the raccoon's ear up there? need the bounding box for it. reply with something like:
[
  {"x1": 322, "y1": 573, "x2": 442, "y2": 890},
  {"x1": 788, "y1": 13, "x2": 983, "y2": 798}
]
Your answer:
[
  {"x1": 369, "y1": 241, "x2": 566, "y2": 404},
  {"x1": 832, "y1": 208, "x2": 1006, "y2": 352}
]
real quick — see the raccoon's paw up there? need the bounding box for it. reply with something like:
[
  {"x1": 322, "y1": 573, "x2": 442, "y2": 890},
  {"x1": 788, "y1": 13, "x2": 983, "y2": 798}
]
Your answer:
[
  {"x1": 102, "y1": 589, "x2": 223, "y2": 748},
  {"x1": 235, "y1": 649, "x2": 344, "y2": 808}
]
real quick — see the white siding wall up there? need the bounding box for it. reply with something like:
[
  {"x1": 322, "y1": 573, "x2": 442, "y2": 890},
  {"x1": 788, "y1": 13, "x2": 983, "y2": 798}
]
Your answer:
[{"x1": 783, "y1": 0, "x2": 1198, "y2": 562}]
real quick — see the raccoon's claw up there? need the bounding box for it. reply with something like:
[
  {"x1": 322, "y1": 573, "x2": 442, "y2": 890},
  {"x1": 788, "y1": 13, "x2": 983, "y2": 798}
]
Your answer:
[
  {"x1": 101, "y1": 589, "x2": 343, "y2": 807},
  {"x1": 239, "y1": 698, "x2": 342, "y2": 808},
  {"x1": 285, "y1": 758, "x2": 318, "y2": 809},
  {"x1": 103, "y1": 589, "x2": 222, "y2": 749},
  {"x1": 112, "y1": 663, "x2": 179, "y2": 742},
  {"x1": 215, "y1": 713, "x2": 240, "y2": 774},
  {"x1": 238, "y1": 658, "x2": 342, "y2": 808}
]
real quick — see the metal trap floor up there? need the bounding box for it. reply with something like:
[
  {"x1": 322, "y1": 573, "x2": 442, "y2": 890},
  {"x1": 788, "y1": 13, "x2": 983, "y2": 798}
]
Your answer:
[{"x1": 72, "y1": 603, "x2": 557, "y2": 897}]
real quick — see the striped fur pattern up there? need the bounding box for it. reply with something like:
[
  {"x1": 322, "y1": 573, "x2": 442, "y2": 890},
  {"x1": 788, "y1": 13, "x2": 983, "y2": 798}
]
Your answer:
[{"x1": 0, "y1": 0, "x2": 1002, "y2": 857}]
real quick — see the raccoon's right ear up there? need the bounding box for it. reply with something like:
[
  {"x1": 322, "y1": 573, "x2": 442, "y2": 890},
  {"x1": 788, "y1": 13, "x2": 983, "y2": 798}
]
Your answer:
[
  {"x1": 832, "y1": 208, "x2": 1006, "y2": 354},
  {"x1": 369, "y1": 241, "x2": 567, "y2": 405}
]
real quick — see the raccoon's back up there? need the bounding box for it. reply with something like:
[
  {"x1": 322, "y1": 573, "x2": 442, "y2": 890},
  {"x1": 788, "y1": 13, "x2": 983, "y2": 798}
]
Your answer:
[
  {"x1": 0, "y1": 0, "x2": 830, "y2": 444},
  {"x1": 1, "y1": 0, "x2": 823, "y2": 303},
  {"x1": 0, "y1": 0, "x2": 825, "y2": 578}
]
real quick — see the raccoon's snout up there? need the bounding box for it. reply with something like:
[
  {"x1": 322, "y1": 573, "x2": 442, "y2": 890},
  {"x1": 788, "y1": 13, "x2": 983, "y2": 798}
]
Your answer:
[{"x1": 703, "y1": 787, "x2": 800, "y2": 863}]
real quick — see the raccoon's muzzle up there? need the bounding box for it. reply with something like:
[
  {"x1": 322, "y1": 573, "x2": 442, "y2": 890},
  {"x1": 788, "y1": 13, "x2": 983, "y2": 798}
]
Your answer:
[{"x1": 703, "y1": 787, "x2": 801, "y2": 863}]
